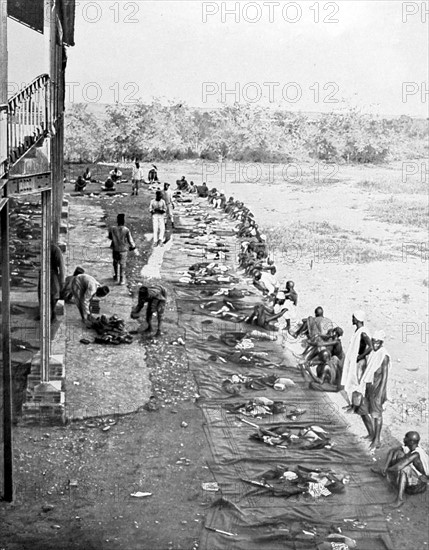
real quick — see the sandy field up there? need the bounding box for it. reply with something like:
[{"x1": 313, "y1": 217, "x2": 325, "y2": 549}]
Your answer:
[{"x1": 148, "y1": 158, "x2": 428, "y2": 452}]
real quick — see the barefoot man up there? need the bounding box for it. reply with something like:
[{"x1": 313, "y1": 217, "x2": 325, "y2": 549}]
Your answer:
[
  {"x1": 377, "y1": 431, "x2": 429, "y2": 507},
  {"x1": 340, "y1": 310, "x2": 372, "y2": 409},
  {"x1": 355, "y1": 330, "x2": 390, "y2": 449},
  {"x1": 131, "y1": 284, "x2": 167, "y2": 337}
]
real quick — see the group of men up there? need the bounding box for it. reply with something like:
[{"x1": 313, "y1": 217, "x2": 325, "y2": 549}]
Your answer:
[
  {"x1": 213, "y1": 191, "x2": 428, "y2": 507},
  {"x1": 66, "y1": 167, "x2": 428, "y2": 507}
]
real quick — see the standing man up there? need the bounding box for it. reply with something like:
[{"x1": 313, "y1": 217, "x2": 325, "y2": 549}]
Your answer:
[
  {"x1": 108, "y1": 213, "x2": 136, "y2": 285},
  {"x1": 71, "y1": 274, "x2": 110, "y2": 322},
  {"x1": 355, "y1": 330, "x2": 390, "y2": 450},
  {"x1": 131, "y1": 284, "x2": 167, "y2": 337},
  {"x1": 131, "y1": 161, "x2": 144, "y2": 196},
  {"x1": 162, "y1": 182, "x2": 175, "y2": 229},
  {"x1": 340, "y1": 310, "x2": 372, "y2": 409},
  {"x1": 38, "y1": 243, "x2": 65, "y2": 322},
  {"x1": 149, "y1": 190, "x2": 167, "y2": 247}
]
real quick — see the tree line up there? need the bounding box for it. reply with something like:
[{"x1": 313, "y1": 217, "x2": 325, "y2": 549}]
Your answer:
[{"x1": 65, "y1": 101, "x2": 428, "y2": 165}]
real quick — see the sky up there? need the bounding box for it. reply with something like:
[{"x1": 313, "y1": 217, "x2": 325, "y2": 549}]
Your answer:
[{"x1": 7, "y1": 0, "x2": 429, "y2": 116}]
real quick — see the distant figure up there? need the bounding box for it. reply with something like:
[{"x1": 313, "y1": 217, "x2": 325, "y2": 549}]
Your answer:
[
  {"x1": 176, "y1": 176, "x2": 189, "y2": 191},
  {"x1": 149, "y1": 189, "x2": 167, "y2": 247},
  {"x1": 75, "y1": 175, "x2": 87, "y2": 192},
  {"x1": 103, "y1": 177, "x2": 115, "y2": 190},
  {"x1": 197, "y1": 182, "x2": 208, "y2": 197},
  {"x1": 132, "y1": 161, "x2": 144, "y2": 195},
  {"x1": 377, "y1": 431, "x2": 429, "y2": 507},
  {"x1": 71, "y1": 274, "x2": 110, "y2": 322},
  {"x1": 162, "y1": 182, "x2": 175, "y2": 229},
  {"x1": 82, "y1": 167, "x2": 92, "y2": 181},
  {"x1": 108, "y1": 213, "x2": 136, "y2": 285},
  {"x1": 109, "y1": 167, "x2": 122, "y2": 183},
  {"x1": 148, "y1": 164, "x2": 158, "y2": 183},
  {"x1": 131, "y1": 284, "x2": 167, "y2": 337}
]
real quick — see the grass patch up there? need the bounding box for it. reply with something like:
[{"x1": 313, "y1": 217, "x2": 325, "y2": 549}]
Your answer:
[
  {"x1": 357, "y1": 174, "x2": 427, "y2": 195},
  {"x1": 368, "y1": 197, "x2": 428, "y2": 228},
  {"x1": 262, "y1": 221, "x2": 394, "y2": 264}
]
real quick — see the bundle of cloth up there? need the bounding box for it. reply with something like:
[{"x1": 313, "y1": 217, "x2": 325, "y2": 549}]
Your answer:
[
  {"x1": 242, "y1": 463, "x2": 347, "y2": 500},
  {"x1": 87, "y1": 314, "x2": 133, "y2": 345},
  {"x1": 249, "y1": 424, "x2": 331, "y2": 450},
  {"x1": 222, "y1": 374, "x2": 297, "y2": 394},
  {"x1": 223, "y1": 397, "x2": 287, "y2": 417}
]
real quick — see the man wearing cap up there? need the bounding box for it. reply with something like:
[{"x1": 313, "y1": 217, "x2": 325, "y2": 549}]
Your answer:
[
  {"x1": 71, "y1": 274, "x2": 110, "y2": 322},
  {"x1": 162, "y1": 182, "x2": 175, "y2": 229},
  {"x1": 355, "y1": 330, "x2": 390, "y2": 450},
  {"x1": 377, "y1": 431, "x2": 429, "y2": 507},
  {"x1": 340, "y1": 310, "x2": 373, "y2": 409},
  {"x1": 108, "y1": 214, "x2": 136, "y2": 285},
  {"x1": 131, "y1": 284, "x2": 167, "y2": 337}
]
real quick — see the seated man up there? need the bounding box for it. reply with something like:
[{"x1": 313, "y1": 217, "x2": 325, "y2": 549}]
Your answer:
[
  {"x1": 131, "y1": 284, "x2": 167, "y2": 337},
  {"x1": 303, "y1": 326, "x2": 344, "y2": 364},
  {"x1": 110, "y1": 167, "x2": 123, "y2": 183},
  {"x1": 71, "y1": 274, "x2": 110, "y2": 322},
  {"x1": 302, "y1": 349, "x2": 341, "y2": 393},
  {"x1": 253, "y1": 267, "x2": 279, "y2": 296},
  {"x1": 377, "y1": 431, "x2": 429, "y2": 507},
  {"x1": 103, "y1": 177, "x2": 115, "y2": 190},
  {"x1": 75, "y1": 175, "x2": 87, "y2": 192},
  {"x1": 148, "y1": 165, "x2": 158, "y2": 183},
  {"x1": 197, "y1": 182, "x2": 209, "y2": 198},
  {"x1": 245, "y1": 293, "x2": 288, "y2": 330},
  {"x1": 176, "y1": 176, "x2": 188, "y2": 191},
  {"x1": 292, "y1": 306, "x2": 333, "y2": 339},
  {"x1": 82, "y1": 167, "x2": 93, "y2": 181}
]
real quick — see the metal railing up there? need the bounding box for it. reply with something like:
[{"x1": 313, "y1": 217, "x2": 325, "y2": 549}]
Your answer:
[{"x1": 7, "y1": 74, "x2": 50, "y2": 165}]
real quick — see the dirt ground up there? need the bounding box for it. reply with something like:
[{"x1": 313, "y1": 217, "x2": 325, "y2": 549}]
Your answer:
[{"x1": 0, "y1": 160, "x2": 428, "y2": 549}]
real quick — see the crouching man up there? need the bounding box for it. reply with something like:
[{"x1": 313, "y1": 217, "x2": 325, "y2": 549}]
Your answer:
[
  {"x1": 131, "y1": 284, "x2": 167, "y2": 337},
  {"x1": 378, "y1": 431, "x2": 429, "y2": 507}
]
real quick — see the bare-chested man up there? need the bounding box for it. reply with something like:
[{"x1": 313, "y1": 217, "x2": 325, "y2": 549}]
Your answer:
[
  {"x1": 292, "y1": 306, "x2": 333, "y2": 339},
  {"x1": 376, "y1": 431, "x2": 429, "y2": 507}
]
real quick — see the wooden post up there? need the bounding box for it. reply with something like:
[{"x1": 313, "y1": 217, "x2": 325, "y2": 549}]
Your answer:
[{"x1": 0, "y1": 0, "x2": 13, "y2": 502}]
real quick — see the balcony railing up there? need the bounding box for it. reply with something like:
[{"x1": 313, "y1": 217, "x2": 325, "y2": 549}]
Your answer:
[{"x1": 7, "y1": 74, "x2": 50, "y2": 166}]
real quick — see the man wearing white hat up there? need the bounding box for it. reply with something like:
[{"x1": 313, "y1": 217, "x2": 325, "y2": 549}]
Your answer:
[
  {"x1": 340, "y1": 310, "x2": 372, "y2": 409},
  {"x1": 355, "y1": 330, "x2": 390, "y2": 450}
]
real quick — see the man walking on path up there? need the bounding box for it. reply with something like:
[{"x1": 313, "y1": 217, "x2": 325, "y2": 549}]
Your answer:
[
  {"x1": 108, "y1": 213, "x2": 136, "y2": 285},
  {"x1": 149, "y1": 190, "x2": 167, "y2": 247},
  {"x1": 71, "y1": 274, "x2": 110, "y2": 321},
  {"x1": 162, "y1": 182, "x2": 175, "y2": 228}
]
